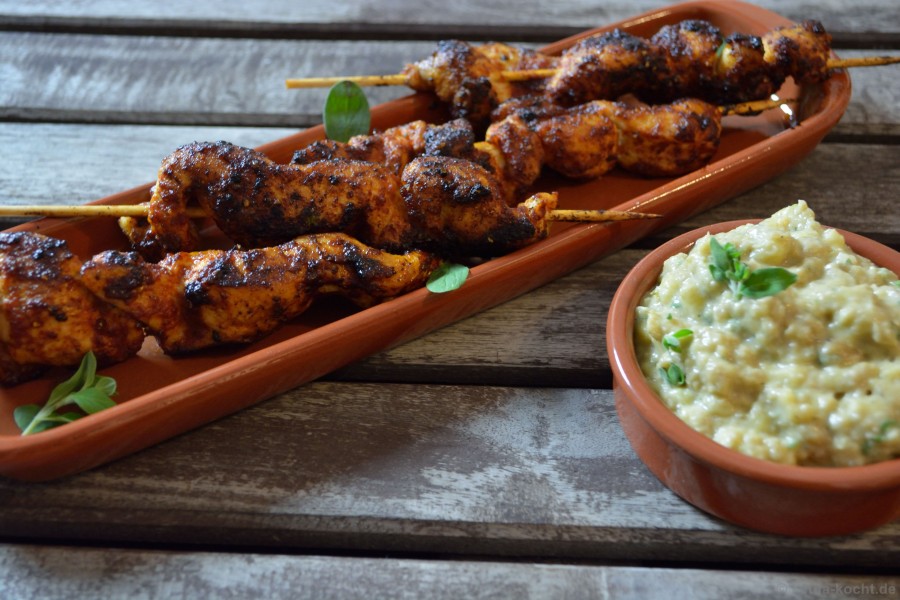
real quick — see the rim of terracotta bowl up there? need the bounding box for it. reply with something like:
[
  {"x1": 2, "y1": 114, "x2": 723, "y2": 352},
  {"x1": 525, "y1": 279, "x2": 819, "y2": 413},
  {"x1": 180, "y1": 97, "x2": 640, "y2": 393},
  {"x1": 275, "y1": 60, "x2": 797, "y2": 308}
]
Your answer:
[{"x1": 608, "y1": 219, "x2": 900, "y2": 492}]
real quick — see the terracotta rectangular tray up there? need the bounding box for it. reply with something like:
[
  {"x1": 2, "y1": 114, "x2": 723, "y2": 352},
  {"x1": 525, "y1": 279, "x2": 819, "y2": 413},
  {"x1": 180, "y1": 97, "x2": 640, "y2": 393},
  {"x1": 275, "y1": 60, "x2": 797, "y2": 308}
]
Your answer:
[{"x1": 0, "y1": 0, "x2": 851, "y2": 481}]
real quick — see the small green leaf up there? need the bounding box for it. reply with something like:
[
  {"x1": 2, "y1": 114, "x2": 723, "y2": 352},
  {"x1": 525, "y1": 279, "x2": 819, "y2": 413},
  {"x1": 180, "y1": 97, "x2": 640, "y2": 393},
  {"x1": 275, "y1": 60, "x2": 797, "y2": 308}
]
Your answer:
[
  {"x1": 13, "y1": 405, "x2": 41, "y2": 432},
  {"x1": 24, "y1": 419, "x2": 62, "y2": 434},
  {"x1": 55, "y1": 411, "x2": 85, "y2": 423},
  {"x1": 70, "y1": 388, "x2": 117, "y2": 414},
  {"x1": 662, "y1": 328, "x2": 693, "y2": 351},
  {"x1": 46, "y1": 351, "x2": 95, "y2": 404},
  {"x1": 92, "y1": 375, "x2": 117, "y2": 397},
  {"x1": 708, "y1": 238, "x2": 731, "y2": 276},
  {"x1": 715, "y1": 38, "x2": 728, "y2": 61},
  {"x1": 323, "y1": 81, "x2": 371, "y2": 143},
  {"x1": 660, "y1": 364, "x2": 686, "y2": 386},
  {"x1": 426, "y1": 262, "x2": 469, "y2": 293},
  {"x1": 738, "y1": 268, "x2": 797, "y2": 299}
]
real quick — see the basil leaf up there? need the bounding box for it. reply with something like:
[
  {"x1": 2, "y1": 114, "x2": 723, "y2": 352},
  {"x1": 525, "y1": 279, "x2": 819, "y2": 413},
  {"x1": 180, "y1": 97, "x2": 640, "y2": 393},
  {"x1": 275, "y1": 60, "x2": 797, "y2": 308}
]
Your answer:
[
  {"x1": 660, "y1": 364, "x2": 686, "y2": 386},
  {"x1": 708, "y1": 238, "x2": 731, "y2": 275},
  {"x1": 323, "y1": 81, "x2": 371, "y2": 143},
  {"x1": 738, "y1": 268, "x2": 797, "y2": 299},
  {"x1": 55, "y1": 411, "x2": 84, "y2": 423},
  {"x1": 426, "y1": 262, "x2": 469, "y2": 293},
  {"x1": 70, "y1": 388, "x2": 117, "y2": 414},
  {"x1": 92, "y1": 375, "x2": 117, "y2": 397},
  {"x1": 662, "y1": 328, "x2": 693, "y2": 351},
  {"x1": 23, "y1": 419, "x2": 61, "y2": 434},
  {"x1": 13, "y1": 405, "x2": 41, "y2": 432},
  {"x1": 46, "y1": 350, "x2": 95, "y2": 404}
]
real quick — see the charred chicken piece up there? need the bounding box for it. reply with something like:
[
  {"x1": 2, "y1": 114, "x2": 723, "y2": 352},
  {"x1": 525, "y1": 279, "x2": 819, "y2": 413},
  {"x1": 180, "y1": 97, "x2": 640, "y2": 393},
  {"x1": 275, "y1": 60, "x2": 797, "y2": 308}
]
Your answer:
[
  {"x1": 547, "y1": 28, "x2": 664, "y2": 107},
  {"x1": 402, "y1": 40, "x2": 555, "y2": 123},
  {"x1": 400, "y1": 156, "x2": 557, "y2": 258},
  {"x1": 0, "y1": 232, "x2": 145, "y2": 385},
  {"x1": 492, "y1": 95, "x2": 721, "y2": 178},
  {"x1": 81, "y1": 233, "x2": 440, "y2": 354},
  {"x1": 591, "y1": 97, "x2": 722, "y2": 177},
  {"x1": 291, "y1": 118, "x2": 483, "y2": 175},
  {"x1": 128, "y1": 141, "x2": 412, "y2": 261}
]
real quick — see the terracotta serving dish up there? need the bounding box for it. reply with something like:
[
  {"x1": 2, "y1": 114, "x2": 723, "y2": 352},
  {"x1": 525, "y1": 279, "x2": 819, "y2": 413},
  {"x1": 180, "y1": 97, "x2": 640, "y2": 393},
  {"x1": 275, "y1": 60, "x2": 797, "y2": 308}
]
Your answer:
[
  {"x1": 607, "y1": 220, "x2": 900, "y2": 536},
  {"x1": 0, "y1": 0, "x2": 851, "y2": 481}
]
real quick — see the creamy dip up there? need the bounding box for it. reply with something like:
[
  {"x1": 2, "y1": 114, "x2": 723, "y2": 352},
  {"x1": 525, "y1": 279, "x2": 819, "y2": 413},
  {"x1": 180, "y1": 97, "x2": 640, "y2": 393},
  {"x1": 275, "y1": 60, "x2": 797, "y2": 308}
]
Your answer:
[{"x1": 634, "y1": 201, "x2": 899, "y2": 467}]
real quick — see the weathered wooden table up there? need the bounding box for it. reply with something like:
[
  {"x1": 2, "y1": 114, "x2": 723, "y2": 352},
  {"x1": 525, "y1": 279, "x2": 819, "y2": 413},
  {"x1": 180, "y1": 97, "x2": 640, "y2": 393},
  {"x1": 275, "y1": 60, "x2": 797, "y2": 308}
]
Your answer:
[{"x1": 0, "y1": 1, "x2": 898, "y2": 597}]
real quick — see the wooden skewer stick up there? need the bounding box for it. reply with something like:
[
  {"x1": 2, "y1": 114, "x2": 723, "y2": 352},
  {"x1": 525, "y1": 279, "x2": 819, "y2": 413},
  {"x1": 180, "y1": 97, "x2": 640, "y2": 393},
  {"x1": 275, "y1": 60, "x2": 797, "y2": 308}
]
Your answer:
[
  {"x1": 286, "y1": 74, "x2": 408, "y2": 89},
  {"x1": 0, "y1": 204, "x2": 659, "y2": 222},
  {"x1": 721, "y1": 97, "x2": 796, "y2": 115},
  {"x1": 499, "y1": 56, "x2": 900, "y2": 82},
  {"x1": 0, "y1": 204, "x2": 164, "y2": 219},
  {"x1": 550, "y1": 209, "x2": 660, "y2": 221},
  {"x1": 285, "y1": 55, "x2": 900, "y2": 89}
]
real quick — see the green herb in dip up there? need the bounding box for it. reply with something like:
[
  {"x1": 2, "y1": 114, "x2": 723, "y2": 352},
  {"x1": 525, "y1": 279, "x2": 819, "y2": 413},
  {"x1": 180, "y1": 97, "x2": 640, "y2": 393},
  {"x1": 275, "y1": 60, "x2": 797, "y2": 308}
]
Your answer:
[{"x1": 634, "y1": 201, "x2": 899, "y2": 467}]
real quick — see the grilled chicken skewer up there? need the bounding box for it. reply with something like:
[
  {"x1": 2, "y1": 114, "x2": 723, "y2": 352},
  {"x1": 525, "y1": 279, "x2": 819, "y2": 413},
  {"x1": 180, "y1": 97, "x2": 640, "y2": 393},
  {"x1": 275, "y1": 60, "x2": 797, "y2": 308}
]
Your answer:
[
  {"x1": 293, "y1": 95, "x2": 729, "y2": 200},
  {"x1": 118, "y1": 142, "x2": 563, "y2": 261},
  {"x1": 80, "y1": 232, "x2": 440, "y2": 354},
  {"x1": 288, "y1": 40, "x2": 555, "y2": 123},
  {"x1": 287, "y1": 20, "x2": 898, "y2": 123},
  {"x1": 541, "y1": 19, "x2": 835, "y2": 107},
  {"x1": 0, "y1": 230, "x2": 440, "y2": 385}
]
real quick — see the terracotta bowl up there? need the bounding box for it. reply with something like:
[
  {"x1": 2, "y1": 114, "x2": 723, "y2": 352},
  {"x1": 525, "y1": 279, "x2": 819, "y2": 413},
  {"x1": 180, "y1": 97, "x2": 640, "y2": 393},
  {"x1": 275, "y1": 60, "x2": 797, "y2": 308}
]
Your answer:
[{"x1": 607, "y1": 220, "x2": 900, "y2": 536}]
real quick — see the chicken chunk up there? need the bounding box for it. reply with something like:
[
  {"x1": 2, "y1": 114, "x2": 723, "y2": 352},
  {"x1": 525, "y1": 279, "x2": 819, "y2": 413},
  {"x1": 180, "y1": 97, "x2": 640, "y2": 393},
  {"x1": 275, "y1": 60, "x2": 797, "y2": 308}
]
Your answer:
[{"x1": 0, "y1": 232, "x2": 145, "y2": 385}]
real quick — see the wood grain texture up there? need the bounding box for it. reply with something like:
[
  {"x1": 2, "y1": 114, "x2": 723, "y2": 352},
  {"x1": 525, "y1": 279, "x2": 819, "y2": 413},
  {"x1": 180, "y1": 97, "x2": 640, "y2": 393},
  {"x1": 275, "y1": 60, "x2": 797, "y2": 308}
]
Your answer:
[
  {"x1": 1, "y1": 544, "x2": 898, "y2": 600},
  {"x1": 0, "y1": 33, "x2": 419, "y2": 126},
  {"x1": 0, "y1": 123, "x2": 298, "y2": 210},
  {"x1": 0, "y1": 32, "x2": 897, "y2": 130},
  {"x1": 0, "y1": 383, "x2": 897, "y2": 567},
  {"x1": 1, "y1": 0, "x2": 899, "y2": 38}
]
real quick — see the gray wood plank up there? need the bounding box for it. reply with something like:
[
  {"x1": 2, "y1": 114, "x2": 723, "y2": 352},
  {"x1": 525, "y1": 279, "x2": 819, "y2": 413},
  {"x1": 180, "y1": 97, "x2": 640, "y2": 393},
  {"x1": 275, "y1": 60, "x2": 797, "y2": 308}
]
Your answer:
[
  {"x1": 1, "y1": 544, "x2": 897, "y2": 600},
  {"x1": 0, "y1": 33, "x2": 421, "y2": 126},
  {"x1": 1, "y1": 0, "x2": 898, "y2": 37},
  {"x1": 0, "y1": 123, "x2": 298, "y2": 209},
  {"x1": 0, "y1": 384, "x2": 897, "y2": 568},
  {"x1": 0, "y1": 32, "x2": 897, "y2": 130}
]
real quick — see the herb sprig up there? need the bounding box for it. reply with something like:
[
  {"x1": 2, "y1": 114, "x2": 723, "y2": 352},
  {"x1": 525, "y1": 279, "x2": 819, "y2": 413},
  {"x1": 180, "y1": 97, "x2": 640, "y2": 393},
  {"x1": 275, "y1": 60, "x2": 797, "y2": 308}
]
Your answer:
[
  {"x1": 14, "y1": 352, "x2": 117, "y2": 436},
  {"x1": 659, "y1": 328, "x2": 692, "y2": 386},
  {"x1": 708, "y1": 238, "x2": 797, "y2": 299}
]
